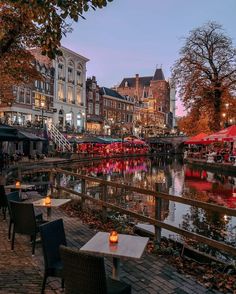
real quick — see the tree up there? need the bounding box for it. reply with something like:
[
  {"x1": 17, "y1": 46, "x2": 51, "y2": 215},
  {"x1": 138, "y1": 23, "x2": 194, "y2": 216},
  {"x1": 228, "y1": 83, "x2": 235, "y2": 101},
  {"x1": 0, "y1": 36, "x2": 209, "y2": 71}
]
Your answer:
[
  {"x1": 0, "y1": 0, "x2": 113, "y2": 102},
  {"x1": 172, "y1": 22, "x2": 236, "y2": 131}
]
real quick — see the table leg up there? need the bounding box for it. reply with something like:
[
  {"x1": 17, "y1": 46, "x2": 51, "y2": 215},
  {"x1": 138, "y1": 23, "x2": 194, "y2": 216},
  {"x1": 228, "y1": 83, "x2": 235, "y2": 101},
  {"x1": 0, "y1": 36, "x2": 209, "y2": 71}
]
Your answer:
[
  {"x1": 112, "y1": 257, "x2": 120, "y2": 280},
  {"x1": 47, "y1": 207, "x2": 52, "y2": 219}
]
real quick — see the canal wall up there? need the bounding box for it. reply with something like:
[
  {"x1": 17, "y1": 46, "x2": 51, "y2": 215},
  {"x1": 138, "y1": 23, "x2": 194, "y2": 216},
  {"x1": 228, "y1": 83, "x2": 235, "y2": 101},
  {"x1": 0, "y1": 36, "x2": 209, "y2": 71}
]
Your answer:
[{"x1": 185, "y1": 158, "x2": 236, "y2": 176}]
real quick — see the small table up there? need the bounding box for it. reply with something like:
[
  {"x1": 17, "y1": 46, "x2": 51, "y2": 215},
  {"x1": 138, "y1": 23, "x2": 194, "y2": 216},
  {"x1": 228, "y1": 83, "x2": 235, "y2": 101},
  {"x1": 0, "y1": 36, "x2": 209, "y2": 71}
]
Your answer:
[
  {"x1": 5, "y1": 184, "x2": 35, "y2": 199},
  {"x1": 33, "y1": 198, "x2": 71, "y2": 218},
  {"x1": 80, "y1": 232, "x2": 149, "y2": 280}
]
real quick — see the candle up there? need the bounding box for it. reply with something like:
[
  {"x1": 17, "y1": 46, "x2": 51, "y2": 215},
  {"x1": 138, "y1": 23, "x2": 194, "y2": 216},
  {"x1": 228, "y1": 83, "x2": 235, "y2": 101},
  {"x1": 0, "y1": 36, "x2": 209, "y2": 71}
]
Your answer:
[
  {"x1": 15, "y1": 181, "x2": 21, "y2": 188},
  {"x1": 109, "y1": 231, "x2": 118, "y2": 243},
  {"x1": 45, "y1": 196, "x2": 51, "y2": 205}
]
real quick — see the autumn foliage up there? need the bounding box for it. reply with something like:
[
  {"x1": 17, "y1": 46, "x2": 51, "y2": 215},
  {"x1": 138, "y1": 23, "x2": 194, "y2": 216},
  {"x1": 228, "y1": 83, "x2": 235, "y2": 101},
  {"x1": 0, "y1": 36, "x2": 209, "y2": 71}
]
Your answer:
[{"x1": 172, "y1": 22, "x2": 236, "y2": 132}]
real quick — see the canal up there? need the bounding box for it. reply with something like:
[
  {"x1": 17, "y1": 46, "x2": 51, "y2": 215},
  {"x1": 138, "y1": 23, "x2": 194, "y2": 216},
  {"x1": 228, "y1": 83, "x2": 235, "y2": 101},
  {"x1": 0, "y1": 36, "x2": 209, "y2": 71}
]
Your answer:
[{"x1": 63, "y1": 156, "x2": 236, "y2": 259}]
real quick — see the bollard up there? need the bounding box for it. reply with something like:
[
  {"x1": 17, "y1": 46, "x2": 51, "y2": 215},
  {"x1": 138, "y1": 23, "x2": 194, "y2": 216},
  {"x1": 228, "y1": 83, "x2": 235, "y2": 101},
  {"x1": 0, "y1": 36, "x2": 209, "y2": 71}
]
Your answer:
[{"x1": 155, "y1": 183, "x2": 162, "y2": 244}]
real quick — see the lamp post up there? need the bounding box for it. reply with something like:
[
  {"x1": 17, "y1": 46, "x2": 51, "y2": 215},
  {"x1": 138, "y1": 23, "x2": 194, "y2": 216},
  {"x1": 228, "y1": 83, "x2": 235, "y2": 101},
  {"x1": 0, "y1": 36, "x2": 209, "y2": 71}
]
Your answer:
[{"x1": 41, "y1": 101, "x2": 45, "y2": 129}]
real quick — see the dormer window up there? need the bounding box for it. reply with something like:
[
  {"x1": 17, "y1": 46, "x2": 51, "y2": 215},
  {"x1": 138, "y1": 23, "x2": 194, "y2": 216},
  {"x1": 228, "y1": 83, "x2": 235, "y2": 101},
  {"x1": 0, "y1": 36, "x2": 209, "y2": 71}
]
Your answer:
[{"x1": 125, "y1": 81, "x2": 128, "y2": 87}]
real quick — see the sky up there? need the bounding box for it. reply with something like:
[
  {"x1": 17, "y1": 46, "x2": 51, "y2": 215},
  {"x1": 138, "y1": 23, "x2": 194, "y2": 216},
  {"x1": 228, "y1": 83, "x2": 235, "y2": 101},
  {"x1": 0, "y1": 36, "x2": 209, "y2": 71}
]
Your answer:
[{"x1": 62, "y1": 0, "x2": 236, "y2": 116}]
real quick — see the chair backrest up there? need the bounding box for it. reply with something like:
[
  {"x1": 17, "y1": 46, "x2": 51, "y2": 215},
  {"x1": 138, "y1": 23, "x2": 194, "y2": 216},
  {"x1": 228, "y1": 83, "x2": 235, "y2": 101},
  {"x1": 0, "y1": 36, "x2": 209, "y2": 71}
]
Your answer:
[
  {"x1": 60, "y1": 245, "x2": 107, "y2": 294},
  {"x1": 40, "y1": 219, "x2": 67, "y2": 269},
  {"x1": 9, "y1": 201, "x2": 36, "y2": 235},
  {"x1": 7, "y1": 191, "x2": 21, "y2": 219},
  {"x1": 0, "y1": 185, "x2": 7, "y2": 208}
]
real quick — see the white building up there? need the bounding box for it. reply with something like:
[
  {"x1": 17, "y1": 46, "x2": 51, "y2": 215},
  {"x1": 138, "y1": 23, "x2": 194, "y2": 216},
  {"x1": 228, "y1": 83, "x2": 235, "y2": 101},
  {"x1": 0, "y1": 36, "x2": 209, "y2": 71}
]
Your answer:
[
  {"x1": 53, "y1": 47, "x2": 89, "y2": 131},
  {"x1": 0, "y1": 46, "x2": 89, "y2": 132}
]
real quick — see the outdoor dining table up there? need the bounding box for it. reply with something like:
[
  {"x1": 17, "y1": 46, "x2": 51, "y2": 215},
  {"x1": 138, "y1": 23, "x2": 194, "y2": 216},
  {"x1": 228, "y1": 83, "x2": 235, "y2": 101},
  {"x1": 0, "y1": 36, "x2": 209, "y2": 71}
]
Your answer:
[
  {"x1": 33, "y1": 198, "x2": 71, "y2": 218},
  {"x1": 5, "y1": 184, "x2": 35, "y2": 199},
  {"x1": 80, "y1": 231, "x2": 149, "y2": 280}
]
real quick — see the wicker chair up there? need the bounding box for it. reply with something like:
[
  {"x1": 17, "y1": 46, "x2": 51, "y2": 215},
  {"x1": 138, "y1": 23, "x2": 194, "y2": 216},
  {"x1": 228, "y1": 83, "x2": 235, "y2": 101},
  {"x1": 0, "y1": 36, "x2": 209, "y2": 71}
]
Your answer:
[
  {"x1": 60, "y1": 245, "x2": 131, "y2": 294},
  {"x1": 9, "y1": 200, "x2": 47, "y2": 255},
  {"x1": 7, "y1": 192, "x2": 43, "y2": 240},
  {"x1": 39, "y1": 219, "x2": 66, "y2": 294},
  {"x1": 0, "y1": 185, "x2": 7, "y2": 219}
]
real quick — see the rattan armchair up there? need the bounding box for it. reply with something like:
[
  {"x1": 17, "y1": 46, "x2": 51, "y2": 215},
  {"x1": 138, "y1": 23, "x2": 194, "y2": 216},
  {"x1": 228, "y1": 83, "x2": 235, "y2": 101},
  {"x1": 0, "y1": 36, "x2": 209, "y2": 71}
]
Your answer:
[
  {"x1": 60, "y1": 245, "x2": 131, "y2": 294},
  {"x1": 7, "y1": 192, "x2": 43, "y2": 240},
  {"x1": 0, "y1": 185, "x2": 7, "y2": 219},
  {"x1": 39, "y1": 219, "x2": 66, "y2": 294},
  {"x1": 9, "y1": 201, "x2": 47, "y2": 255}
]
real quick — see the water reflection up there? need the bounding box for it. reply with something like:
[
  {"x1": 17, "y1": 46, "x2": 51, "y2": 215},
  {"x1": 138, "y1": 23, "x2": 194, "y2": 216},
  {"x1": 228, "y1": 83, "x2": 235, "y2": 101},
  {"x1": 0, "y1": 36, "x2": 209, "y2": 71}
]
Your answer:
[{"x1": 64, "y1": 157, "x2": 236, "y2": 250}]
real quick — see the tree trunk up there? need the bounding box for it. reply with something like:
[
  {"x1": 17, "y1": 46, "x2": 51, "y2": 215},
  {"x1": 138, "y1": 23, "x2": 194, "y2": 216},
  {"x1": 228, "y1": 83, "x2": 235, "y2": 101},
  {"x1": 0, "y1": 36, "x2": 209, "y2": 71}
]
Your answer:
[{"x1": 212, "y1": 87, "x2": 222, "y2": 132}]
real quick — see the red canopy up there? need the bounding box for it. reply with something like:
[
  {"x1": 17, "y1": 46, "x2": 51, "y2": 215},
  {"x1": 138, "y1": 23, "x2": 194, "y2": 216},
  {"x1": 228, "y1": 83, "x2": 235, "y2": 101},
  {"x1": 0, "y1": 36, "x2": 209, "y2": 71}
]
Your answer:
[
  {"x1": 202, "y1": 125, "x2": 236, "y2": 143},
  {"x1": 184, "y1": 133, "x2": 208, "y2": 144}
]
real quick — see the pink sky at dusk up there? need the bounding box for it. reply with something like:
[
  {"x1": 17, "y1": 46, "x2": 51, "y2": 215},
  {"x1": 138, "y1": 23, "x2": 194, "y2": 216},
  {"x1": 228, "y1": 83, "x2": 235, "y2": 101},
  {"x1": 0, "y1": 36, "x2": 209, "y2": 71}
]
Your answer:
[{"x1": 62, "y1": 0, "x2": 236, "y2": 117}]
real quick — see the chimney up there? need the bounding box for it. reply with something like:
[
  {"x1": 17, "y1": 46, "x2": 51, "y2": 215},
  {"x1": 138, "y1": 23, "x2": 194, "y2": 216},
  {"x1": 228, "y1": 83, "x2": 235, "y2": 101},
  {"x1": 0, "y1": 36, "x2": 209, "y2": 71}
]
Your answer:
[{"x1": 135, "y1": 74, "x2": 139, "y2": 100}]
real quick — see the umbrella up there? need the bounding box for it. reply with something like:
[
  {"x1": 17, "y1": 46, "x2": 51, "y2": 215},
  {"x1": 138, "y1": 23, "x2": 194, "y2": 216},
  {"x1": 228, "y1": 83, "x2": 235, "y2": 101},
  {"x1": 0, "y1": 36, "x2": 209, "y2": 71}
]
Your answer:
[
  {"x1": 76, "y1": 136, "x2": 108, "y2": 144},
  {"x1": 202, "y1": 125, "x2": 236, "y2": 143},
  {"x1": 184, "y1": 133, "x2": 208, "y2": 144}
]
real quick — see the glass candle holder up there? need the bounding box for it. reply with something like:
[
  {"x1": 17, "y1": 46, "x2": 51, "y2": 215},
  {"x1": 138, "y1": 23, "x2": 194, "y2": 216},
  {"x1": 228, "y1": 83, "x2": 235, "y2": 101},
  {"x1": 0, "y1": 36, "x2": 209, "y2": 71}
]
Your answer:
[
  {"x1": 15, "y1": 181, "x2": 21, "y2": 188},
  {"x1": 45, "y1": 196, "x2": 51, "y2": 205},
  {"x1": 109, "y1": 231, "x2": 118, "y2": 243}
]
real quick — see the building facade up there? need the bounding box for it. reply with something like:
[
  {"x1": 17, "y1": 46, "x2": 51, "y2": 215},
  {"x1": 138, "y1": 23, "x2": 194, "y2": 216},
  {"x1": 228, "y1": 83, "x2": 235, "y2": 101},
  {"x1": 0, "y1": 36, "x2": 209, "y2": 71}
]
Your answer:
[
  {"x1": 0, "y1": 47, "x2": 89, "y2": 132},
  {"x1": 101, "y1": 87, "x2": 134, "y2": 135},
  {"x1": 86, "y1": 76, "x2": 104, "y2": 134},
  {"x1": 116, "y1": 68, "x2": 173, "y2": 135},
  {"x1": 53, "y1": 47, "x2": 88, "y2": 132}
]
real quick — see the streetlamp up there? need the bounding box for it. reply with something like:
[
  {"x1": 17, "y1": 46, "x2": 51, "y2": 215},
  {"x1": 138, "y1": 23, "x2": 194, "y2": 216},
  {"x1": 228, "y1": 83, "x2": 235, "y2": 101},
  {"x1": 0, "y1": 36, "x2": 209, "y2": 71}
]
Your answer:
[{"x1": 41, "y1": 101, "x2": 45, "y2": 128}]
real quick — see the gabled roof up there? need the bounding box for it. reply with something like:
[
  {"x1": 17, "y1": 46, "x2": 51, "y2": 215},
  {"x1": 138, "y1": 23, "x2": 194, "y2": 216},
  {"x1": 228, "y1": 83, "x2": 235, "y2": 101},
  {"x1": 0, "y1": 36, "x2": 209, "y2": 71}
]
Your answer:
[
  {"x1": 153, "y1": 68, "x2": 165, "y2": 81},
  {"x1": 119, "y1": 76, "x2": 153, "y2": 88},
  {"x1": 101, "y1": 87, "x2": 125, "y2": 100}
]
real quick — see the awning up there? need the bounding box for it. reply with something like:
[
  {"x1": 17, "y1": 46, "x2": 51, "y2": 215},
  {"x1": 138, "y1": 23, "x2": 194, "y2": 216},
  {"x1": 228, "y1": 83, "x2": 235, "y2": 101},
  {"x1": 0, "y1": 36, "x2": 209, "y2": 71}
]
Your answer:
[
  {"x1": 18, "y1": 131, "x2": 45, "y2": 141},
  {"x1": 202, "y1": 125, "x2": 236, "y2": 143},
  {"x1": 184, "y1": 133, "x2": 208, "y2": 144}
]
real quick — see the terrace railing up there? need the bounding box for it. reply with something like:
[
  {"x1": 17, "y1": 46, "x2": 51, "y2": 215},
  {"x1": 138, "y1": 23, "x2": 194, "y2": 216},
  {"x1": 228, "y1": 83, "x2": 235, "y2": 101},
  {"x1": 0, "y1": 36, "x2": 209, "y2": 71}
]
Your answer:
[{"x1": 49, "y1": 168, "x2": 236, "y2": 257}]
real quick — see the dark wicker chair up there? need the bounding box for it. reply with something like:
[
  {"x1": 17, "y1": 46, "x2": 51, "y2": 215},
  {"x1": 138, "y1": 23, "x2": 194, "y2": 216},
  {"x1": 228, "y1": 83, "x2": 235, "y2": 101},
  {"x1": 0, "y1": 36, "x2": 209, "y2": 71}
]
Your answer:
[
  {"x1": 6, "y1": 191, "x2": 21, "y2": 240},
  {"x1": 39, "y1": 219, "x2": 66, "y2": 294},
  {"x1": 0, "y1": 185, "x2": 7, "y2": 220},
  {"x1": 9, "y1": 200, "x2": 46, "y2": 255},
  {"x1": 60, "y1": 245, "x2": 131, "y2": 294},
  {"x1": 7, "y1": 192, "x2": 43, "y2": 240}
]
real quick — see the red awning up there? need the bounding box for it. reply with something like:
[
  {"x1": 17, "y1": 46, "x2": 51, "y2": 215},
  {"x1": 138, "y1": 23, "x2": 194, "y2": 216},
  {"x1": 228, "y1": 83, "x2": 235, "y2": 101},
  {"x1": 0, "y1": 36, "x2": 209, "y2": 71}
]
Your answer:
[
  {"x1": 202, "y1": 125, "x2": 236, "y2": 143},
  {"x1": 185, "y1": 133, "x2": 209, "y2": 144}
]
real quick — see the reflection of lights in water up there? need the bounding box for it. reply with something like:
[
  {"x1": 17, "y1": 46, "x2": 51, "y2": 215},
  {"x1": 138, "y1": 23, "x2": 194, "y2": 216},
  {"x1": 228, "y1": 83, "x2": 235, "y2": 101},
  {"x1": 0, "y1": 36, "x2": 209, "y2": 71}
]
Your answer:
[{"x1": 223, "y1": 215, "x2": 228, "y2": 222}]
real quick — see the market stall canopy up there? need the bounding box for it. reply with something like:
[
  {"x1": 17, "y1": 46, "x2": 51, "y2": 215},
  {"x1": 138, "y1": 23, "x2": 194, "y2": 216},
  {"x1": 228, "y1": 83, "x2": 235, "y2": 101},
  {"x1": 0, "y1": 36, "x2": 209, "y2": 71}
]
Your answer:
[
  {"x1": 0, "y1": 124, "x2": 45, "y2": 141},
  {"x1": 0, "y1": 124, "x2": 18, "y2": 141},
  {"x1": 184, "y1": 133, "x2": 208, "y2": 144},
  {"x1": 74, "y1": 136, "x2": 108, "y2": 144},
  {"x1": 202, "y1": 125, "x2": 236, "y2": 143},
  {"x1": 19, "y1": 131, "x2": 45, "y2": 141}
]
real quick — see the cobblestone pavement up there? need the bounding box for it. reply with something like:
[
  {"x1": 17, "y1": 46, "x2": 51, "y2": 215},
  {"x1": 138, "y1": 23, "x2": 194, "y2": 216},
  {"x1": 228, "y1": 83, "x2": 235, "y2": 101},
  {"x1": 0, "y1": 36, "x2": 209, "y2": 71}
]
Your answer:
[{"x1": 0, "y1": 205, "x2": 220, "y2": 294}]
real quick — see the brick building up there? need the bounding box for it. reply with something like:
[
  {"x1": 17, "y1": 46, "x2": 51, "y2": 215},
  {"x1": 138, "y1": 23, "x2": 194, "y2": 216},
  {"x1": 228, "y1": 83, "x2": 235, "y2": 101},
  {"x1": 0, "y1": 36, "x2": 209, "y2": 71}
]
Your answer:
[
  {"x1": 86, "y1": 76, "x2": 103, "y2": 134},
  {"x1": 116, "y1": 68, "x2": 173, "y2": 135},
  {"x1": 101, "y1": 87, "x2": 134, "y2": 135}
]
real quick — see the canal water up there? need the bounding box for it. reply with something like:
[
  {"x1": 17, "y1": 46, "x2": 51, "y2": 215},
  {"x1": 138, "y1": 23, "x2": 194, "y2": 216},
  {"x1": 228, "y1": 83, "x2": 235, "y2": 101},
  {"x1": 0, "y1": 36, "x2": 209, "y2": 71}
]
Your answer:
[{"x1": 62, "y1": 156, "x2": 236, "y2": 260}]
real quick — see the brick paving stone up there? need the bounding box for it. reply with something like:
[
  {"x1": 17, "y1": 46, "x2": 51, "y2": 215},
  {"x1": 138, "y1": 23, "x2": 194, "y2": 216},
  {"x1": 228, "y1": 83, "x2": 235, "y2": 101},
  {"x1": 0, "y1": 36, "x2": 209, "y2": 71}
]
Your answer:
[{"x1": 0, "y1": 205, "x2": 223, "y2": 294}]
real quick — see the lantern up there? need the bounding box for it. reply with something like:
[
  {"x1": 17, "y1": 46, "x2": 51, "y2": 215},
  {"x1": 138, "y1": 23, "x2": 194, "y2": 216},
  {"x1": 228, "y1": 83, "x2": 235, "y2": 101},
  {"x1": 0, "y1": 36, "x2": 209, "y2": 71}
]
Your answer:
[
  {"x1": 109, "y1": 231, "x2": 118, "y2": 243},
  {"x1": 45, "y1": 196, "x2": 51, "y2": 205},
  {"x1": 15, "y1": 181, "x2": 21, "y2": 188}
]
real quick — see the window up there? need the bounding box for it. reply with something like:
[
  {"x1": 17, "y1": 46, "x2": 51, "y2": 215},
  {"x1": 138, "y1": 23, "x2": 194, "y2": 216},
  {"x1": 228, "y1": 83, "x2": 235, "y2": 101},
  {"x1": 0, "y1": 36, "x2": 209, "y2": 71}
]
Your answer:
[
  {"x1": 76, "y1": 87, "x2": 81, "y2": 104},
  {"x1": 66, "y1": 112, "x2": 73, "y2": 126},
  {"x1": 95, "y1": 92, "x2": 100, "y2": 101},
  {"x1": 95, "y1": 104, "x2": 100, "y2": 115},
  {"x1": 58, "y1": 83, "x2": 64, "y2": 101},
  {"x1": 25, "y1": 89, "x2": 31, "y2": 104},
  {"x1": 19, "y1": 88, "x2": 25, "y2": 103},
  {"x1": 92, "y1": 82, "x2": 96, "y2": 90},
  {"x1": 58, "y1": 63, "x2": 64, "y2": 79},
  {"x1": 88, "y1": 103, "x2": 93, "y2": 114},
  {"x1": 68, "y1": 66, "x2": 74, "y2": 82},
  {"x1": 118, "y1": 103, "x2": 121, "y2": 109},
  {"x1": 68, "y1": 86, "x2": 73, "y2": 103},
  {"x1": 13, "y1": 86, "x2": 18, "y2": 98},
  {"x1": 88, "y1": 91, "x2": 93, "y2": 100}
]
